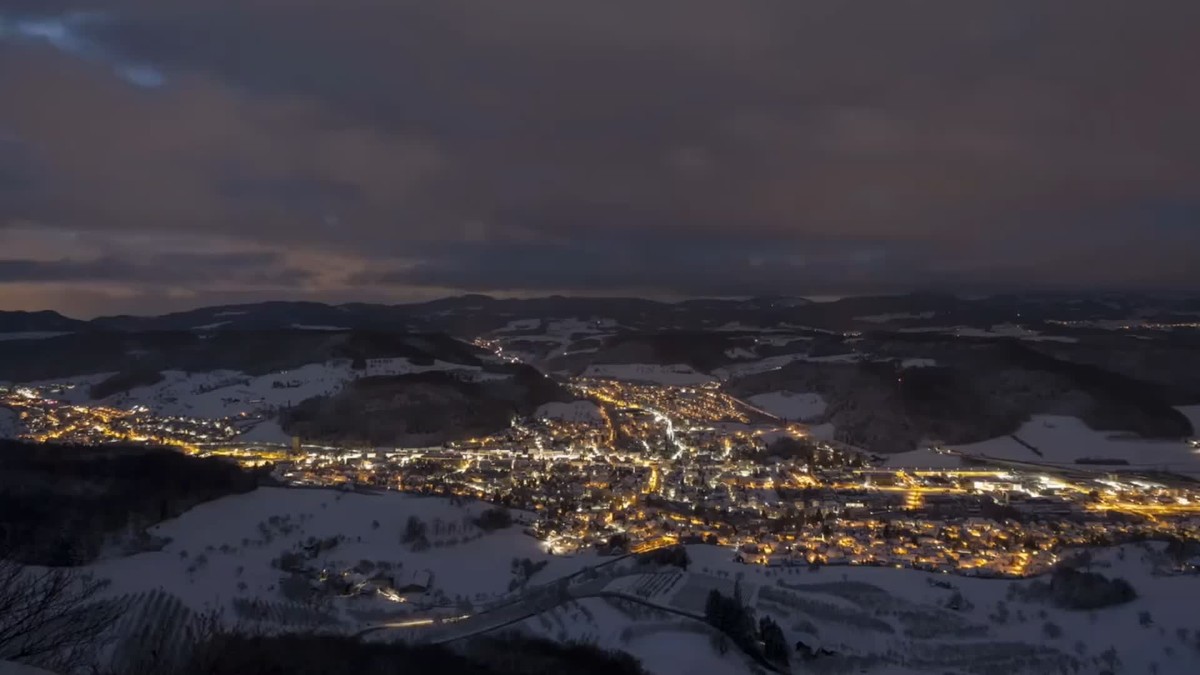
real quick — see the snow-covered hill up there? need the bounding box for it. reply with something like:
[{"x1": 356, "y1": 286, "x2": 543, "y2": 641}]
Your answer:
[
  {"x1": 88, "y1": 487, "x2": 598, "y2": 623},
  {"x1": 70, "y1": 486, "x2": 1200, "y2": 675},
  {"x1": 12, "y1": 358, "x2": 510, "y2": 445},
  {"x1": 102, "y1": 363, "x2": 355, "y2": 418},
  {"x1": 488, "y1": 317, "x2": 621, "y2": 364}
]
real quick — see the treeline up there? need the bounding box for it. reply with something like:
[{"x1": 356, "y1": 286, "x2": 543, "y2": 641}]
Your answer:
[
  {"x1": 1043, "y1": 567, "x2": 1137, "y2": 610},
  {"x1": 0, "y1": 440, "x2": 269, "y2": 565},
  {"x1": 0, "y1": 329, "x2": 486, "y2": 384},
  {"x1": 704, "y1": 584, "x2": 789, "y2": 670},
  {"x1": 1017, "y1": 564, "x2": 1138, "y2": 610},
  {"x1": 281, "y1": 367, "x2": 571, "y2": 446},
  {"x1": 152, "y1": 632, "x2": 648, "y2": 675},
  {"x1": 475, "y1": 506, "x2": 514, "y2": 531},
  {"x1": 730, "y1": 337, "x2": 1194, "y2": 453},
  {"x1": 636, "y1": 545, "x2": 690, "y2": 570},
  {"x1": 90, "y1": 368, "x2": 166, "y2": 399}
]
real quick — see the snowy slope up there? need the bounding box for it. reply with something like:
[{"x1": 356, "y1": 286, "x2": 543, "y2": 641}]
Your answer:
[
  {"x1": 88, "y1": 487, "x2": 599, "y2": 621},
  {"x1": 99, "y1": 358, "x2": 499, "y2": 420},
  {"x1": 1178, "y1": 405, "x2": 1200, "y2": 437},
  {"x1": 882, "y1": 447, "x2": 965, "y2": 469},
  {"x1": 0, "y1": 407, "x2": 19, "y2": 439},
  {"x1": 14, "y1": 373, "x2": 118, "y2": 403},
  {"x1": 685, "y1": 543, "x2": 1200, "y2": 674},
  {"x1": 746, "y1": 391, "x2": 826, "y2": 421},
  {"x1": 515, "y1": 598, "x2": 753, "y2": 675},
  {"x1": 492, "y1": 317, "x2": 619, "y2": 364},
  {"x1": 236, "y1": 419, "x2": 291, "y2": 443},
  {"x1": 535, "y1": 401, "x2": 603, "y2": 423}
]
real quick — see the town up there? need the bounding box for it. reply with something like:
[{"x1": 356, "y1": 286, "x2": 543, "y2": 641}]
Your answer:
[{"x1": 4, "y1": 374, "x2": 1200, "y2": 580}]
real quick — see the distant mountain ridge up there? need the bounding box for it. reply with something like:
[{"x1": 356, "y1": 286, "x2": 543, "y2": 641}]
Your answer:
[
  {"x1": 0, "y1": 329, "x2": 490, "y2": 383},
  {"x1": 3, "y1": 291, "x2": 1199, "y2": 335},
  {"x1": 3, "y1": 292, "x2": 1198, "y2": 451},
  {"x1": 0, "y1": 310, "x2": 87, "y2": 333}
]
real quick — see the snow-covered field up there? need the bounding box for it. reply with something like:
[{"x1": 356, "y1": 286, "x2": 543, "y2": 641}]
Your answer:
[
  {"x1": 806, "y1": 422, "x2": 837, "y2": 441},
  {"x1": 624, "y1": 630, "x2": 750, "y2": 675},
  {"x1": 882, "y1": 447, "x2": 966, "y2": 469},
  {"x1": 236, "y1": 419, "x2": 291, "y2": 443},
  {"x1": 513, "y1": 597, "x2": 752, "y2": 675},
  {"x1": 491, "y1": 317, "x2": 620, "y2": 365},
  {"x1": 746, "y1": 391, "x2": 827, "y2": 421},
  {"x1": 10, "y1": 359, "x2": 498, "y2": 443},
  {"x1": 582, "y1": 364, "x2": 716, "y2": 386},
  {"x1": 504, "y1": 541, "x2": 1200, "y2": 675},
  {"x1": 535, "y1": 400, "x2": 603, "y2": 423},
  {"x1": 13, "y1": 372, "x2": 118, "y2": 403},
  {"x1": 951, "y1": 415, "x2": 1200, "y2": 476},
  {"x1": 693, "y1": 544, "x2": 1200, "y2": 674}
]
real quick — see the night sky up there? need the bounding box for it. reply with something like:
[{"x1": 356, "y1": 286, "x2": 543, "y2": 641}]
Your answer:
[{"x1": 1, "y1": 1, "x2": 1198, "y2": 316}]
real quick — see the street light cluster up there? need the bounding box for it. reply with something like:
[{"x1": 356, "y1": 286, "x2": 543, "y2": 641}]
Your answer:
[{"x1": 5, "y1": 374, "x2": 1200, "y2": 580}]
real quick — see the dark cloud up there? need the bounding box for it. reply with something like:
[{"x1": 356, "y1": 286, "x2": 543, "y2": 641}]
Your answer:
[
  {"x1": 0, "y1": 251, "x2": 313, "y2": 286},
  {"x1": 0, "y1": 0, "x2": 1198, "y2": 313},
  {"x1": 353, "y1": 237, "x2": 917, "y2": 298},
  {"x1": 0, "y1": 135, "x2": 44, "y2": 213}
]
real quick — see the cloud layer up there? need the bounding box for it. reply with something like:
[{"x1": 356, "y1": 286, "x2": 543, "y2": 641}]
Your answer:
[{"x1": 1, "y1": 0, "x2": 1198, "y2": 314}]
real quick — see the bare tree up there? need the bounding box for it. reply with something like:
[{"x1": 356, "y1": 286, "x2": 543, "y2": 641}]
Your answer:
[
  {"x1": 0, "y1": 559, "x2": 117, "y2": 672},
  {"x1": 116, "y1": 608, "x2": 228, "y2": 675}
]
